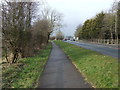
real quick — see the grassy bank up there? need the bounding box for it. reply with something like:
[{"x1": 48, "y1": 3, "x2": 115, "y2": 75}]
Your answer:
[
  {"x1": 2, "y1": 43, "x2": 52, "y2": 88},
  {"x1": 54, "y1": 40, "x2": 118, "y2": 88}
]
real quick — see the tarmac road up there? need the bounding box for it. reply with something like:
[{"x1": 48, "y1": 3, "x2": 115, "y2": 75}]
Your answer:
[
  {"x1": 66, "y1": 41, "x2": 119, "y2": 58},
  {"x1": 38, "y1": 42, "x2": 92, "y2": 88}
]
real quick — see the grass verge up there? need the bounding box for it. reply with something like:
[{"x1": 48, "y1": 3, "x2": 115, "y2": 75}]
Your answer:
[
  {"x1": 2, "y1": 43, "x2": 52, "y2": 88},
  {"x1": 54, "y1": 40, "x2": 118, "y2": 88}
]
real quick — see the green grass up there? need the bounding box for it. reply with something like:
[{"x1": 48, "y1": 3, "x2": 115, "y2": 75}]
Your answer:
[
  {"x1": 2, "y1": 43, "x2": 52, "y2": 88},
  {"x1": 54, "y1": 40, "x2": 118, "y2": 88}
]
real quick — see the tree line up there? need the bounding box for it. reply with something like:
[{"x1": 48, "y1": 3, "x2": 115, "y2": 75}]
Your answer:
[
  {"x1": 75, "y1": 1, "x2": 120, "y2": 44},
  {"x1": 2, "y1": 1, "x2": 62, "y2": 64}
]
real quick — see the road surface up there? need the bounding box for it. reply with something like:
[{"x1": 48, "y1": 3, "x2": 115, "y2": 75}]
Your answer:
[
  {"x1": 66, "y1": 41, "x2": 119, "y2": 58},
  {"x1": 38, "y1": 42, "x2": 92, "y2": 88}
]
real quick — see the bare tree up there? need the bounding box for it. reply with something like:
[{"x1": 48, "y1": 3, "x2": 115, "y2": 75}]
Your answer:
[
  {"x1": 40, "y1": 7, "x2": 63, "y2": 42},
  {"x1": 56, "y1": 30, "x2": 64, "y2": 40},
  {"x1": 2, "y1": 1, "x2": 37, "y2": 63},
  {"x1": 111, "y1": 0, "x2": 119, "y2": 44},
  {"x1": 2, "y1": 0, "x2": 63, "y2": 64}
]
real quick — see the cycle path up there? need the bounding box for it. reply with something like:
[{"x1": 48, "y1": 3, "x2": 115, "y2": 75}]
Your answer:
[{"x1": 38, "y1": 42, "x2": 93, "y2": 88}]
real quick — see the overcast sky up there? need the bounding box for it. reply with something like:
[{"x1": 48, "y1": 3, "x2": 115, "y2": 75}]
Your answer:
[{"x1": 45, "y1": 0, "x2": 115, "y2": 36}]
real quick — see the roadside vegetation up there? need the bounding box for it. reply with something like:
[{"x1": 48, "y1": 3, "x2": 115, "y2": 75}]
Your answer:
[
  {"x1": 2, "y1": 1, "x2": 62, "y2": 88},
  {"x1": 54, "y1": 41, "x2": 118, "y2": 88},
  {"x1": 2, "y1": 43, "x2": 52, "y2": 88},
  {"x1": 75, "y1": 1, "x2": 120, "y2": 44},
  {"x1": 2, "y1": 1, "x2": 62, "y2": 64}
]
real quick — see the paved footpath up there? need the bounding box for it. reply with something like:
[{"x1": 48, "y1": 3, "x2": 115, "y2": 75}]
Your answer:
[{"x1": 38, "y1": 42, "x2": 92, "y2": 88}]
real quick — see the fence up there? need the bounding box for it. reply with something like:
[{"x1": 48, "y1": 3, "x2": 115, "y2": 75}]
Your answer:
[{"x1": 81, "y1": 39, "x2": 120, "y2": 45}]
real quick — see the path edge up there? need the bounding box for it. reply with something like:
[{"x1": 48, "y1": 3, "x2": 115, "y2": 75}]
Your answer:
[
  {"x1": 36, "y1": 42, "x2": 53, "y2": 88},
  {"x1": 54, "y1": 42, "x2": 95, "y2": 88}
]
